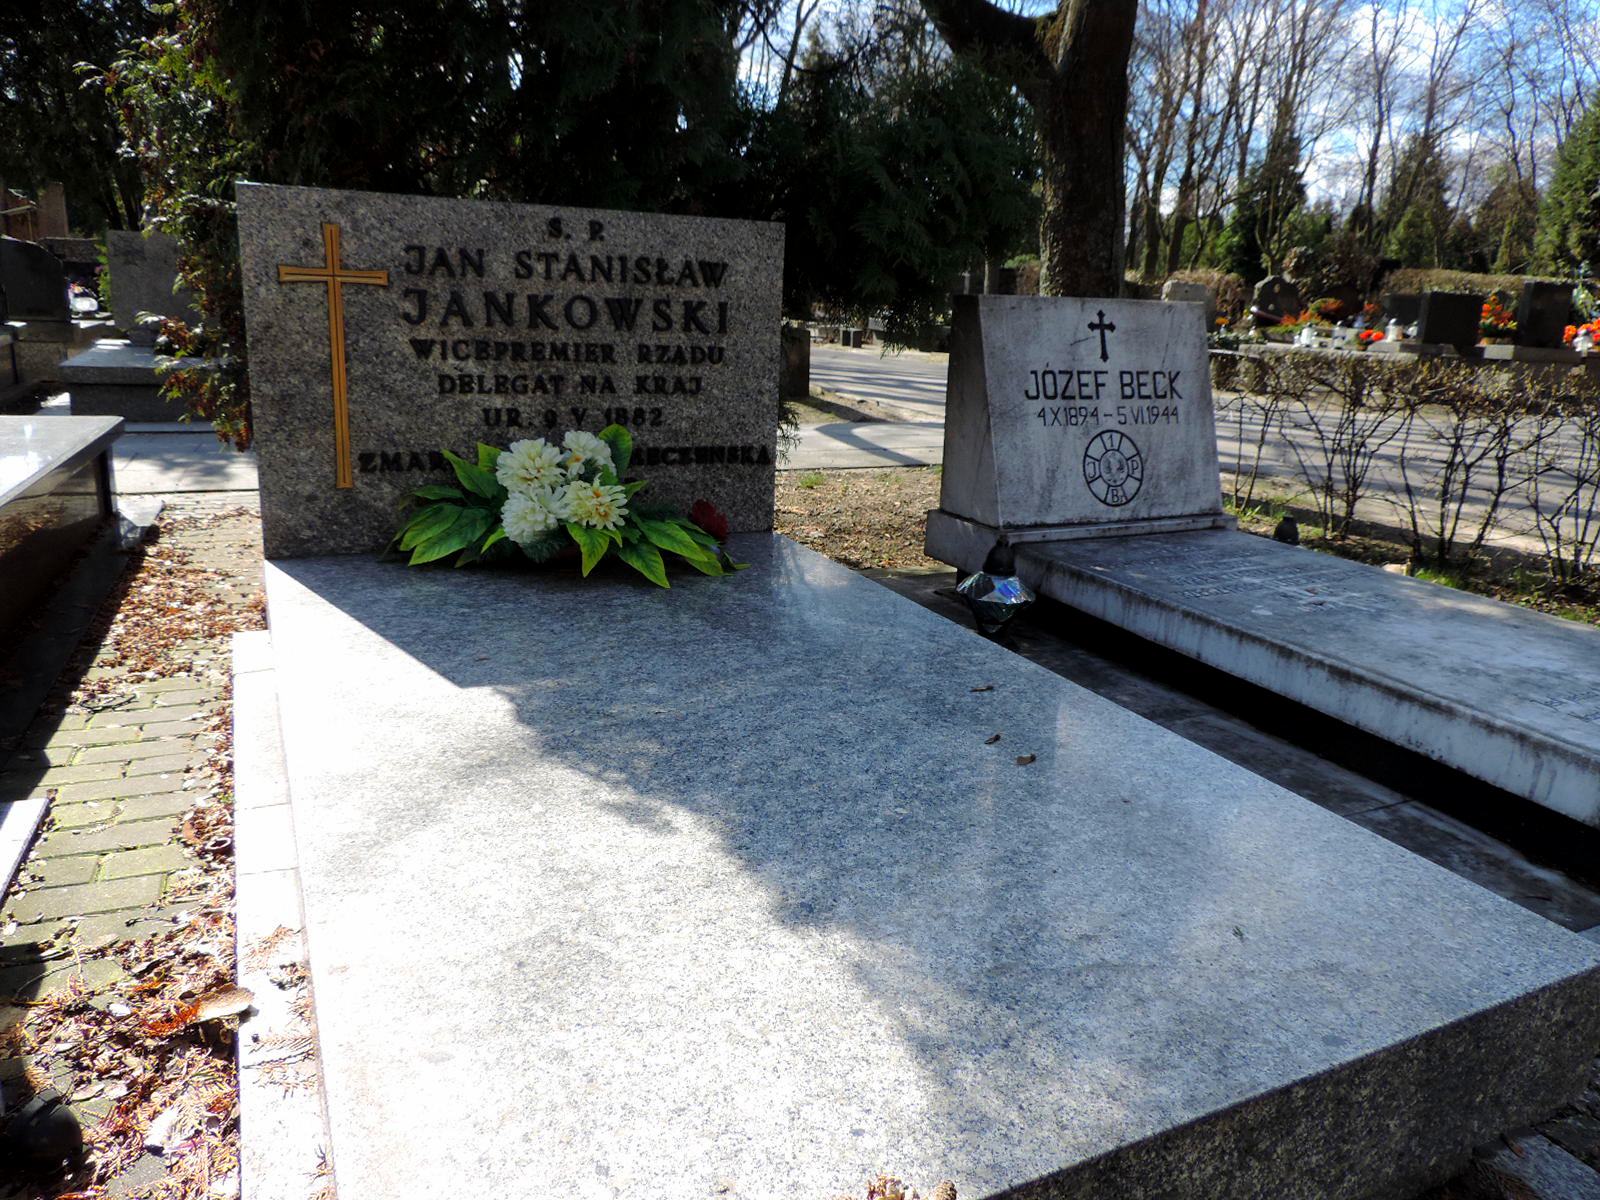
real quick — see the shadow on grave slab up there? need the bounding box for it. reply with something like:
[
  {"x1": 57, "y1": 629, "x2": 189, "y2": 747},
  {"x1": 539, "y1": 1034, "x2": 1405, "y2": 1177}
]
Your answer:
[{"x1": 259, "y1": 537, "x2": 1600, "y2": 1199}]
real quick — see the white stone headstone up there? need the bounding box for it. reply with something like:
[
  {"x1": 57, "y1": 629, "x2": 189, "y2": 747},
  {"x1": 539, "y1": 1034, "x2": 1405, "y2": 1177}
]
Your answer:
[
  {"x1": 927, "y1": 295, "x2": 1230, "y2": 568},
  {"x1": 1160, "y1": 278, "x2": 1215, "y2": 324}
]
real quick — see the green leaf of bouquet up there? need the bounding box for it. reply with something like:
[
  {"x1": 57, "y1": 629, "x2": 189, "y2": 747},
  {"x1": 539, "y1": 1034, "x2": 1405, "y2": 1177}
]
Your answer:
[
  {"x1": 408, "y1": 508, "x2": 468, "y2": 564},
  {"x1": 599, "y1": 424, "x2": 633, "y2": 477},
  {"x1": 399, "y1": 503, "x2": 460, "y2": 552},
  {"x1": 623, "y1": 480, "x2": 648, "y2": 500},
  {"x1": 442, "y1": 448, "x2": 501, "y2": 500},
  {"x1": 476, "y1": 443, "x2": 503, "y2": 471},
  {"x1": 413, "y1": 507, "x2": 492, "y2": 567},
  {"x1": 451, "y1": 506, "x2": 493, "y2": 549},
  {"x1": 419, "y1": 508, "x2": 486, "y2": 563},
  {"x1": 565, "y1": 522, "x2": 612, "y2": 576},
  {"x1": 638, "y1": 516, "x2": 716, "y2": 562},
  {"x1": 676, "y1": 519, "x2": 722, "y2": 548},
  {"x1": 616, "y1": 538, "x2": 669, "y2": 588},
  {"x1": 678, "y1": 551, "x2": 726, "y2": 576},
  {"x1": 411, "y1": 484, "x2": 464, "y2": 502},
  {"x1": 482, "y1": 526, "x2": 507, "y2": 551}
]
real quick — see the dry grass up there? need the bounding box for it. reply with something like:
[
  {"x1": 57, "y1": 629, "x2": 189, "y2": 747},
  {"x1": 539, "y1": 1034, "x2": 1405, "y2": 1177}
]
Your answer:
[{"x1": 775, "y1": 467, "x2": 944, "y2": 571}]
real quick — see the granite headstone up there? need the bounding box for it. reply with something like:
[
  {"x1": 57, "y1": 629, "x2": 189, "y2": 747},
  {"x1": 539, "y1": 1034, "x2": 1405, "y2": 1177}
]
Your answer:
[
  {"x1": 235, "y1": 183, "x2": 784, "y2": 558},
  {"x1": 1250, "y1": 275, "x2": 1302, "y2": 327},
  {"x1": 0, "y1": 237, "x2": 69, "y2": 322},
  {"x1": 926, "y1": 295, "x2": 1230, "y2": 568},
  {"x1": 1380, "y1": 292, "x2": 1422, "y2": 325},
  {"x1": 107, "y1": 229, "x2": 200, "y2": 346},
  {"x1": 1516, "y1": 281, "x2": 1574, "y2": 349},
  {"x1": 1417, "y1": 291, "x2": 1481, "y2": 352}
]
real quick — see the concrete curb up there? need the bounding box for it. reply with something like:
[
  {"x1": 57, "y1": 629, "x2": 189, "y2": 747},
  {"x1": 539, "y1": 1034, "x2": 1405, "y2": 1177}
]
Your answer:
[{"x1": 232, "y1": 630, "x2": 335, "y2": 1200}]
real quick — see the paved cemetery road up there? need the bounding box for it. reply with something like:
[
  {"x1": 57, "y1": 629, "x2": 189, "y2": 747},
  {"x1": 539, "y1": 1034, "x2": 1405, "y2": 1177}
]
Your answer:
[
  {"x1": 784, "y1": 421, "x2": 944, "y2": 470},
  {"x1": 809, "y1": 343, "x2": 948, "y2": 421},
  {"x1": 112, "y1": 424, "x2": 259, "y2": 493}
]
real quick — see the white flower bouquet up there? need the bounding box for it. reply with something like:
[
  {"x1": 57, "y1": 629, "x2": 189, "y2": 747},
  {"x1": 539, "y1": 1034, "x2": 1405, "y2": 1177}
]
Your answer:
[{"x1": 390, "y1": 425, "x2": 743, "y2": 587}]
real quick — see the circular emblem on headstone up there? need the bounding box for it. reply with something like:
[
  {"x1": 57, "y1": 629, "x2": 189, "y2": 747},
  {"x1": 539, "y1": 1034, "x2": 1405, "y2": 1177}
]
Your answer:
[{"x1": 1082, "y1": 431, "x2": 1143, "y2": 507}]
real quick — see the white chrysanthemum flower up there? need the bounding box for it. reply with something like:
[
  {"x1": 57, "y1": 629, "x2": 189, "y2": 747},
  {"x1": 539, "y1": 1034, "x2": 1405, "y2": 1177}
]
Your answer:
[
  {"x1": 501, "y1": 487, "x2": 567, "y2": 545},
  {"x1": 495, "y1": 438, "x2": 565, "y2": 494},
  {"x1": 564, "y1": 479, "x2": 628, "y2": 530},
  {"x1": 559, "y1": 430, "x2": 614, "y2": 475}
]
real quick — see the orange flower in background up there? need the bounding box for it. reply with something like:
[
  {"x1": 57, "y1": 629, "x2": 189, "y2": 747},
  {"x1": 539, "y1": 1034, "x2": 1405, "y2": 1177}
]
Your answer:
[
  {"x1": 1479, "y1": 295, "x2": 1517, "y2": 338},
  {"x1": 1564, "y1": 319, "x2": 1600, "y2": 344}
]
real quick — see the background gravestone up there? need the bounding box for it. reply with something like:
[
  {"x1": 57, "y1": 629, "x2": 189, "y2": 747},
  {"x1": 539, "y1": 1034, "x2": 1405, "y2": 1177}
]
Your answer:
[
  {"x1": 236, "y1": 182, "x2": 784, "y2": 558},
  {"x1": 1250, "y1": 275, "x2": 1301, "y2": 327},
  {"x1": 1381, "y1": 292, "x2": 1422, "y2": 325},
  {"x1": 1417, "y1": 291, "x2": 1482, "y2": 351},
  {"x1": 927, "y1": 294, "x2": 1229, "y2": 569},
  {"x1": 1160, "y1": 278, "x2": 1216, "y2": 325},
  {"x1": 1516, "y1": 281, "x2": 1574, "y2": 349},
  {"x1": 1317, "y1": 283, "x2": 1362, "y2": 321},
  {"x1": 107, "y1": 229, "x2": 200, "y2": 345},
  {"x1": 0, "y1": 237, "x2": 69, "y2": 322}
]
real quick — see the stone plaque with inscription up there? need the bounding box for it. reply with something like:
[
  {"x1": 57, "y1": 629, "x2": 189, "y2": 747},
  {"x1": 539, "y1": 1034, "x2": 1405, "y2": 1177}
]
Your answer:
[
  {"x1": 926, "y1": 294, "x2": 1230, "y2": 569},
  {"x1": 235, "y1": 183, "x2": 783, "y2": 558}
]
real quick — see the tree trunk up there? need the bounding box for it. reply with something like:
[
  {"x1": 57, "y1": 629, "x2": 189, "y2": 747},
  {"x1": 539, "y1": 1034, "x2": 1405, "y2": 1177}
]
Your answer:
[
  {"x1": 1139, "y1": 196, "x2": 1163, "y2": 280},
  {"x1": 1037, "y1": 84, "x2": 1129, "y2": 296},
  {"x1": 924, "y1": 0, "x2": 1139, "y2": 298}
]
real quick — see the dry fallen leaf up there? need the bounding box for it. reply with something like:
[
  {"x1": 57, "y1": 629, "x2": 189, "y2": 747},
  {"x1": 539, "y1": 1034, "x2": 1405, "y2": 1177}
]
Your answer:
[
  {"x1": 1015, "y1": 754, "x2": 1036, "y2": 766},
  {"x1": 984, "y1": 733, "x2": 1001, "y2": 745},
  {"x1": 193, "y1": 985, "x2": 254, "y2": 1024},
  {"x1": 143, "y1": 985, "x2": 254, "y2": 1036},
  {"x1": 970, "y1": 684, "x2": 994, "y2": 693}
]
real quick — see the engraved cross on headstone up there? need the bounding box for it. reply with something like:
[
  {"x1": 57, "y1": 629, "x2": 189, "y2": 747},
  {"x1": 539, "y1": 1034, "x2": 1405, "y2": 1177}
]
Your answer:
[
  {"x1": 276, "y1": 222, "x2": 389, "y2": 489},
  {"x1": 1088, "y1": 310, "x2": 1116, "y2": 363}
]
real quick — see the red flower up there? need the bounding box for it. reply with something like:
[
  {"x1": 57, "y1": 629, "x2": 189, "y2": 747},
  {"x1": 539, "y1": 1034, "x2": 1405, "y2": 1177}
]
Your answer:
[{"x1": 689, "y1": 499, "x2": 729, "y2": 541}]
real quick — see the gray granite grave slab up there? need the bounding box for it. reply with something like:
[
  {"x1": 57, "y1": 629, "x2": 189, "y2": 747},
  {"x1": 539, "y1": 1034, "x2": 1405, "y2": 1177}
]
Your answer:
[
  {"x1": 58, "y1": 339, "x2": 178, "y2": 422},
  {"x1": 0, "y1": 414, "x2": 121, "y2": 508},
  {"x1": 1008, "y1": 529, "x2": 1600, "y2": 828},
  {"x1": 927, "y1": 294, "x2": 1231, "y2": 566},
  {"x1": 6, "y1": 317, "x2": 106, "y2": 384},
  {"x1": 257, "y1": 536, "x2": 1600, "y2": 1200},
  {"x1": 0, "y1": 414, "x2": 121, "y2": 633},
  {"x1": 106, "y1": 229, "x2": 198, "y2": 345},
  {"x1": 236, "y1": 182, "x2": 783, "y2": 558}
]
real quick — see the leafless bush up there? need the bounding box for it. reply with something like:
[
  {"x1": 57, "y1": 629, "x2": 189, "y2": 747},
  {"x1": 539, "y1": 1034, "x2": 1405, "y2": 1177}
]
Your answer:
[
  {"x1": 1221, "y1": 348, "x2": 1600, "y2": 585},
  {"x1": 1275, "y1": 355, "x2": 1413, "y2": 538},
  {"x1": 1524, "y1": 371, "x2": 1600, "y2": 583},
  {"x1": 1392, "y1": 360, "x2": 1533, "y2": 568},
  {"x1": 1212, "y1": 351, "x2": 1290, "y2": 513}
]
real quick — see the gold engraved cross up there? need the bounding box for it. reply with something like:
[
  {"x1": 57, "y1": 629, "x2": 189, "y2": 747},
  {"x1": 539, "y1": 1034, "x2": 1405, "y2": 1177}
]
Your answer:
[{"x1": 277, "y1": 222, "x2": 389, "y2": 488}]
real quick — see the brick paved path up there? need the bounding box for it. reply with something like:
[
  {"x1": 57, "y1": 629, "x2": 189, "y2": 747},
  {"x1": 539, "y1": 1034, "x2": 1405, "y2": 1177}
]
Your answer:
[{"x1": 0, "y1": 495, "x2": 262, "y2": 1191}]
